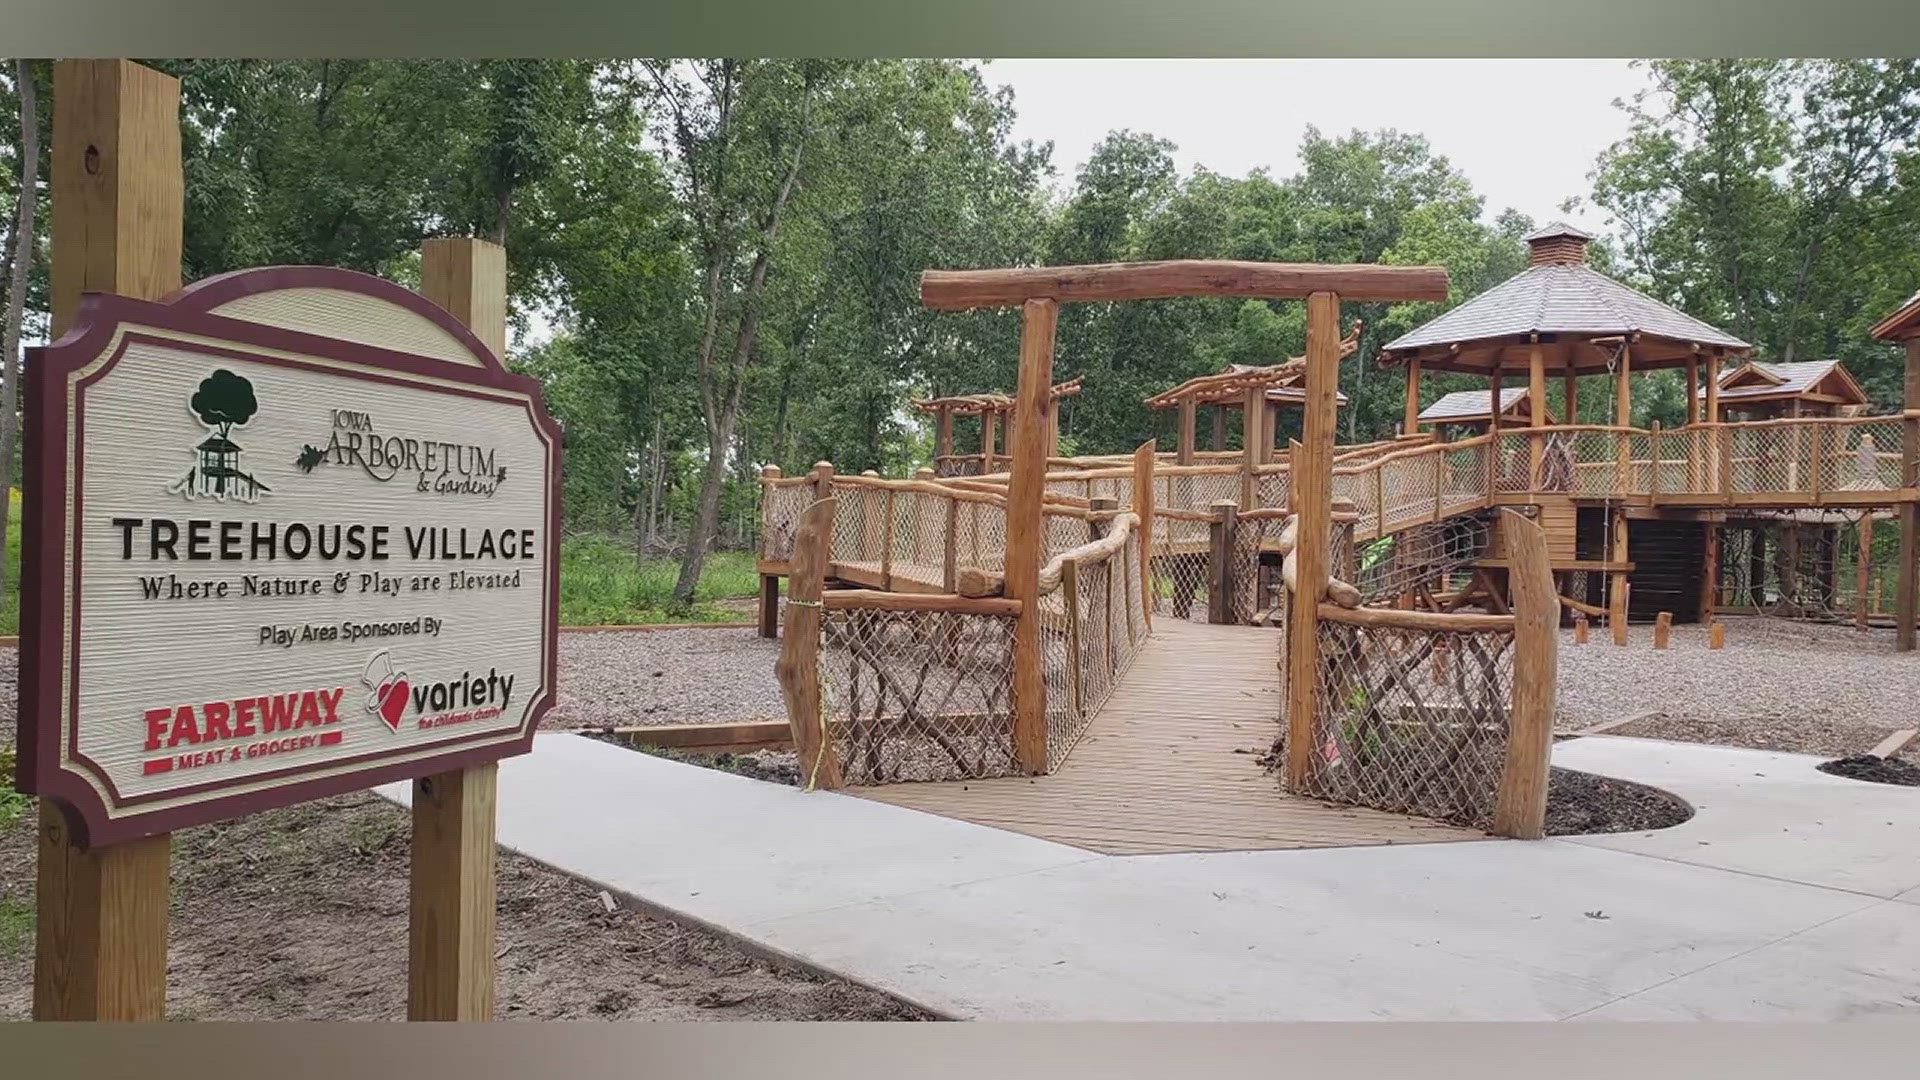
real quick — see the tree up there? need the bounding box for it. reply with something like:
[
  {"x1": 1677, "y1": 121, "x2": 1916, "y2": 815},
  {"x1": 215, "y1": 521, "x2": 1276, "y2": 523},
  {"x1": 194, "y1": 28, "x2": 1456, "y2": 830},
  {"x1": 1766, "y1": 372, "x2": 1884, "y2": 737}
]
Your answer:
[
  {"x1": 644, "y1": 59, "x2": 838, "y2": 609},
  {"x1": 190, "y1": 369, "x2": 260, "y2": 436},
  {"x1": 0, "y1": 58, "x2": 40, "y2": 600}
]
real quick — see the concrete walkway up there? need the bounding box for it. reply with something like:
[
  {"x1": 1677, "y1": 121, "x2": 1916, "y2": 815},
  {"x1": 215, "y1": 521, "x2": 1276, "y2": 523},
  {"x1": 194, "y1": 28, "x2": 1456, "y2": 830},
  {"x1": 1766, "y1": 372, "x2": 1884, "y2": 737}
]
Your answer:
[{"x1": 378, "y1": 733, "x2": 1920, "y2": 1021}]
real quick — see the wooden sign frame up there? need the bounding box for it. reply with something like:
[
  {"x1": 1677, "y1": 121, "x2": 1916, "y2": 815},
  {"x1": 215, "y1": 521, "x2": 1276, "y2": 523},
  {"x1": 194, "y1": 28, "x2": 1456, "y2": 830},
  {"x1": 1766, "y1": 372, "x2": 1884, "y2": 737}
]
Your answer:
[{"x1": 17, "y1": 265, "x2": 564, "y2": 849}]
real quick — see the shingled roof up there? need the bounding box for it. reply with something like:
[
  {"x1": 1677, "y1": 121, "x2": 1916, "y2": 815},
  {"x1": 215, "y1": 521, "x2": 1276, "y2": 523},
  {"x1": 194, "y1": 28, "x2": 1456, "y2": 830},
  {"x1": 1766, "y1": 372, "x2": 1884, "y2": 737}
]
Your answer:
[
  {"x1": 1381, "y1": 223, "x2": 1750, "y2": 373},
  {"x1": 1416, "y1": 387, "x2": 1552, "y2": 425},
  {"x1": 1694, "y1": 359, "x2": 1869, "y2": 406}
]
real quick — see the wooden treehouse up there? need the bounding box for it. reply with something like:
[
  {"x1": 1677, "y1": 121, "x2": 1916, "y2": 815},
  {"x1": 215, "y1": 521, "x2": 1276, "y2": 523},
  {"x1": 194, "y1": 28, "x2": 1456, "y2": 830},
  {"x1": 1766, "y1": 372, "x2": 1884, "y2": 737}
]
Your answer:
[
  {"x1": 755, "y1": 252, "x2": 1920, "y2": 856},
  {"x1": 917, "y1": 378, "x2": 1082, "y2": 477},
  {"x1": 1143, "y1": 325, "x2": 1359, "y2": 466}
]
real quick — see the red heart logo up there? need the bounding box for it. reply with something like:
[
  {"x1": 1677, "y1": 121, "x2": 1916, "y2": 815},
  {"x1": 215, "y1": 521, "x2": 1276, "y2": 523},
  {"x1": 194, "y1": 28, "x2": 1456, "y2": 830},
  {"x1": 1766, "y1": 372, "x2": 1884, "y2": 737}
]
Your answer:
[{"x1": 377, "y1": 679, "x2": 410, "y2": 731}]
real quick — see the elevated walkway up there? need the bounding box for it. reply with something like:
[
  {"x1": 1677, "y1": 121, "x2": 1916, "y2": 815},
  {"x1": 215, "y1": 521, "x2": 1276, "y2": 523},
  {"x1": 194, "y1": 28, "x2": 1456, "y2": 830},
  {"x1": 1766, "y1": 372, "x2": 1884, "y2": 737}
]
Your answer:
[{"x1": 852, "y1": 620, "x2": 1482, "y2": 854}]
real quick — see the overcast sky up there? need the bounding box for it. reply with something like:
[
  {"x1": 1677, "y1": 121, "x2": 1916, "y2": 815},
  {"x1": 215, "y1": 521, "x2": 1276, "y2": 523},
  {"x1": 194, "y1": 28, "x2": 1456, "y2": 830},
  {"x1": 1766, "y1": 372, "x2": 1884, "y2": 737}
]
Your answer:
[{"x1": 978, "y1": 59, "x2": 1654, "y2": 234}]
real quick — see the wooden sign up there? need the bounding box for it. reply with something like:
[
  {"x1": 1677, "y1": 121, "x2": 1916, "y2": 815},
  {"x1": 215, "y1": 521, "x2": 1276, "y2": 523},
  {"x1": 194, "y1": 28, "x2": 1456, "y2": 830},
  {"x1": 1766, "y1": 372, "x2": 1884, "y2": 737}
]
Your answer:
[{"x1": 17, "y1": 266, "x2": 562, "y2": 848}]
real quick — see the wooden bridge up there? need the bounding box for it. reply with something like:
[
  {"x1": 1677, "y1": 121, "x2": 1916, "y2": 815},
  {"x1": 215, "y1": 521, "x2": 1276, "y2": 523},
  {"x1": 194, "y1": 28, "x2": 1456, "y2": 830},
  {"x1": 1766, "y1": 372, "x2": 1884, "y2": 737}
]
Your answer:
[{"x1": 853, "y1": 620, "x2": 1481, "y2": 854}]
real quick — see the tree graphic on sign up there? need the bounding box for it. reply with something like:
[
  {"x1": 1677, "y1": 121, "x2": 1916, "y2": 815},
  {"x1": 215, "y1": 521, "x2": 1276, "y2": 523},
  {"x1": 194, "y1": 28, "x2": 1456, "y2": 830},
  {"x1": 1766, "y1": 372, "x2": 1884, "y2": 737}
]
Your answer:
[{"x1": 171, "y1": 369, "x2": 271, "y2": 502}]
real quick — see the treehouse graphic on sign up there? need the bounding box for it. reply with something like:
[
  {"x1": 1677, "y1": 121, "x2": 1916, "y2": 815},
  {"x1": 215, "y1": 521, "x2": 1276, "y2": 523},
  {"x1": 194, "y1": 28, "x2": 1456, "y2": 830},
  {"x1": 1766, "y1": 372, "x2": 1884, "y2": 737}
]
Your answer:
[{"x1": 169, "y1": 369, "x2": 271, "y2": 503}]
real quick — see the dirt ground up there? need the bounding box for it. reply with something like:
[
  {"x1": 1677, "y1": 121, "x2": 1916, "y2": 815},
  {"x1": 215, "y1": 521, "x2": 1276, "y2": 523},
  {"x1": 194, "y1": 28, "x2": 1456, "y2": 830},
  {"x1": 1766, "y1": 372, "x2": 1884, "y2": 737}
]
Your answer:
[
  {"x1": 1543, "y1": 767, "x2": 1693, "y2": 835},
  {"x1": 0, "y1": 788, "x2": 929, "y2": 1021}
]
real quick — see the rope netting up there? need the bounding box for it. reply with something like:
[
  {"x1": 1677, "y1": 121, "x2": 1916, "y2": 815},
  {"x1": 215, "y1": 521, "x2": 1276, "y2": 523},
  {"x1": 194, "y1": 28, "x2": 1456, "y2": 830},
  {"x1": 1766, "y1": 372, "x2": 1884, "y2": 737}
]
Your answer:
[
  {"x1": 759, "y1": 481, "x2": 816, "y2": 562},
  {"x1": 1352, "y1": 514, "x2": 1491, "y2": 607},
  {"x1": 820, "y1": 607, "x2": 1020, "y2": 784},
  {"x1": 1039, "y1": 527, "x2": 1148, "y2": 768},
  {"x1": 1717, "y1": 517, "x2": 1893, "y2": 621},
  {"x1": 1283, "y1": 618, "x2": 1517, "y2": 830}
]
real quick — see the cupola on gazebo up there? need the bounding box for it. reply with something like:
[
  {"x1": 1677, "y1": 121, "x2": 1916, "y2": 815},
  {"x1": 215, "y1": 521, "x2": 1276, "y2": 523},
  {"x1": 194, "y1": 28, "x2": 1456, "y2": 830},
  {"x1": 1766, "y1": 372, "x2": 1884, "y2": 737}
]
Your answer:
[
  {"x1": 1144, "y1": 323, "x2": 1359, "y2": 465},
  {"x1": 1379, "y1": 223, "x2": 1753, "y2": 447}
]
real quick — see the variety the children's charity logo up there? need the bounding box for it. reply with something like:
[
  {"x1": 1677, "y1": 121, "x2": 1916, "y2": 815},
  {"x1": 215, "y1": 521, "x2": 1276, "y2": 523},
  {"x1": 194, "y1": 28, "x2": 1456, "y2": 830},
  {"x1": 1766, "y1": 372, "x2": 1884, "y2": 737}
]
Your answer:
[
  {"x1": 168, "y1": 369, "x2": 271, "y2": 503},
  {"x1": 294, "y1": 407, "x2": 508, "y2": 497},
  {"x1": 362, "y1": 650, "x2": 411, "y2": 732},
  {"x1": 360, "y1": 648, "x2": 518, "y2": 734}
]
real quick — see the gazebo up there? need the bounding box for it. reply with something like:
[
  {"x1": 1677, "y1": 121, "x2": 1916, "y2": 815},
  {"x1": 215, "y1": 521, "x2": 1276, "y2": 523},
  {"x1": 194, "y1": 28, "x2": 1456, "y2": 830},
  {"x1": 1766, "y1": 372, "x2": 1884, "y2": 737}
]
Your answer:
[
  {"x1": 1697, "y1": 358, "x2": 1871, "y2": 420},
  {"x1": 917, "y1": 378, "x2": 1083, "y2": 476},
  {"x1": 1869, "y1": 289, "x2": 1920, "y2": 652},
  {"x1": 1380, "y1": 222, "x2": 1752, "y2": 627},
  {"x1": 1144, "y1": 324, "x2": 1359, "y2": 465},
  {"x1": 1380, "y1": 223, "x2": 1752, "y2": 450},
  {"x1": 1416, "y1": 386, "x2": 1557, "y2": 436}
]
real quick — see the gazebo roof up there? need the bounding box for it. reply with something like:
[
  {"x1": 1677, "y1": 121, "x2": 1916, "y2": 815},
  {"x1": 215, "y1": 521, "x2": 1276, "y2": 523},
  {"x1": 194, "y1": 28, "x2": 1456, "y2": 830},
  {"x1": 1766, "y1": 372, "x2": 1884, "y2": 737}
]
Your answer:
[
  {"x1": 1415, "y1": 386, "x2": 1554, "y2": 425},
  {"x1": 1870, "y1": 289, "x2": 1920, "y2": 342},
  {"x1": 1380, "y1": 223, "x2": 1750, "y2": 374}
]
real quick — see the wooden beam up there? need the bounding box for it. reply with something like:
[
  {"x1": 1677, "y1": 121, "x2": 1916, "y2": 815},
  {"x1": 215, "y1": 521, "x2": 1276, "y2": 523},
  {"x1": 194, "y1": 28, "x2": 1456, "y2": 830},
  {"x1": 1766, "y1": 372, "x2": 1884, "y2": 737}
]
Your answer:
[
  {"x1": 407, "y1": 764, "x2": 497, "y2": 1021},
  {"x1": 35, "y1": 58, "x2": 183, "y2": 1023},
  {"x1": 1528, "y1": 342, "x2": 1546, "y2": 488},
  {"x1": 1007, "y1": 298, "x2": 1058, "y2": 774},
  {"x1": 1900, "y1": 342, "x2": 1920, "y2": 651},
  {"x1": 1493, "y1": 509, "x2": 1557, "y2": 840},
  {"x1": 777, "y1": 498, "x2": 839, "y2": 788},
  {"x1": 921, "y1": 260, "x2": 1448, "y2": 310},
  {"x1": 1133, "y1": 440, "x2": 1156, "y2": 632},
  {"x1": 409, "y1": 236, "x2": 508, "y2": 1022},
  {"x1": 1284, "y1": 292, "x2": 1342, "y2": 789},
  {"x1": 1685, "y1": 354, "x2": 1701, "y2": 425},
  {"x1": 1403, "y1": 357, "x2": 1422, "y2": 435}
]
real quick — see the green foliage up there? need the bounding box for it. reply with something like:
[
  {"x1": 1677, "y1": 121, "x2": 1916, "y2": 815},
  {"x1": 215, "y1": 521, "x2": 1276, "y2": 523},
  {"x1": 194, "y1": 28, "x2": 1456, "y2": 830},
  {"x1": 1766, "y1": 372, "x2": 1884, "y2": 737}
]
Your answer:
[
  {"x1": 1, "y1": 486, "x2": 17, "y2": 635},
  {"x1": 1587, "y1": 60, "x2": 1920, "y2": 406},
  {"x1": 559, "y1": 535, "x2": 758, "y2": 626}
]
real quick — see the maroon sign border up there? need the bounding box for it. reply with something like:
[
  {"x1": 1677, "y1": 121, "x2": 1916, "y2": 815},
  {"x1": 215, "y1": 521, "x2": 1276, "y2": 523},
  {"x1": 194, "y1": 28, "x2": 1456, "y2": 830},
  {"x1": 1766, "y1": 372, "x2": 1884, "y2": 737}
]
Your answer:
[{"x1": 18, "y1": 266, "x2": 564, "y2": 848}]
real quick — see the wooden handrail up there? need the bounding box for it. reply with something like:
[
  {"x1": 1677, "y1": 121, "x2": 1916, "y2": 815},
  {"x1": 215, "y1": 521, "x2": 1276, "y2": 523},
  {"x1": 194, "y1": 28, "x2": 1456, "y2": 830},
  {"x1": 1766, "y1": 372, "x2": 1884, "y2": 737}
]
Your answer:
[
  {"x1": 822, "y1": 590, "x2": 1023, "y2": 616},
  {"x1": 1317, "y1": 603, "x2": 1515, "y2": 633},
  {"x1": 1037, "y1": 513, "x2": 1137, "y2": 595}
]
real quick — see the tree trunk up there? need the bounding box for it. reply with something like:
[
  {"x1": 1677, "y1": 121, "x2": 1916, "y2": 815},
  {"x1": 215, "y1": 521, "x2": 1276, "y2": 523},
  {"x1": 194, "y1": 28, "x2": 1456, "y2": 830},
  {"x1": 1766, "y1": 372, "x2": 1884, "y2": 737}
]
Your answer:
[
  {"x1": 1, "y1": 60, "x2": 40, "y2": 599},
  {"x1": 670, "y1": 73, "x2": 816, "y2": 609}
]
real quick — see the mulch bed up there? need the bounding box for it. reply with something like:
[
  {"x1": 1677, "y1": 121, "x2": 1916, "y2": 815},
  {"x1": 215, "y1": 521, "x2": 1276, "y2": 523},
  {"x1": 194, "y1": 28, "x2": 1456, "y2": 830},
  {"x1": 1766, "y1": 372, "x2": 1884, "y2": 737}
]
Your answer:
[
  {"x1": 1543, "y1": 767, "x2": 1693, "y2": 835},
  {"x1": 1816, "y1": 755, "x2": 1920, "y2": 787}
]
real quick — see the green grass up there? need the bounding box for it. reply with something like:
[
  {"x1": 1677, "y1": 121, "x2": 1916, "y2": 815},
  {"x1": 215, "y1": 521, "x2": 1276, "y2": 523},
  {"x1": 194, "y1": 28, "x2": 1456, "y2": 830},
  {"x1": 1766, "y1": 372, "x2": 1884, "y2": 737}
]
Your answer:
[
  {"x1": 1, "y1": 487, "x2": 17, "y2": 636},
  {"x1": 558, "y1": 536, "x2": 760, "y2": 626}
]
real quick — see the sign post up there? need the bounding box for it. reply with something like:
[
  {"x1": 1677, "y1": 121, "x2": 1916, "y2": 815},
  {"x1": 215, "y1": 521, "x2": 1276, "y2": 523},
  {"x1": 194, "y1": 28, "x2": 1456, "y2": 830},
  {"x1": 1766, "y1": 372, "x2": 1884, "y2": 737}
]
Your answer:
[
  {"x1": 19, "y1": 64, "x2": 562, "y2": 1021},
  {"x1": 32, "y1": 57, "x2": 183, "y2": 1023}
]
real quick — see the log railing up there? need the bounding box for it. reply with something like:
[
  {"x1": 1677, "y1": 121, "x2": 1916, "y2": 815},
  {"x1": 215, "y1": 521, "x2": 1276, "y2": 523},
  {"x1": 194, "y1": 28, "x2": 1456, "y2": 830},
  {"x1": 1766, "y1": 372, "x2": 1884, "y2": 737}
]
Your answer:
[{"x1": 1279, "y1": 509, "x2": 1556, "y2": 838}]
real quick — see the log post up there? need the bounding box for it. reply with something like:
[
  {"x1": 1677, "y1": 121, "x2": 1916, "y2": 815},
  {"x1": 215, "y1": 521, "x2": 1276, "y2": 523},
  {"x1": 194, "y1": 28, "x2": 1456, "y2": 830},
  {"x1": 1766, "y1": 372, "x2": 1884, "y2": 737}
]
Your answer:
[
  {"x1": 410, "y1": 235, "x2": 510, "y2": 1022},
  {"x1": 1177, "y1": 397, "x2": 1196, "y2": 465},
  {"x1": 1653, "y1": 611, "x2": 1672, "y2": 649},
  {"x1": 1088, "y1": 496, "x2": 1117, "y2": 540},
  {"x1": 777, "y1": 498, "x2": 841, "y2": 789},
  {"x1": 1007, "y1": 299, "x2": 1058, "y2": 775},
  {"x1": 1212, "y1": 404, "x2": 1227, "y2": 452},
  {"x1": 1062, "y1": 558, "x2": 1084, "y2": 717},
  {"x1": 1857, "y1": 514, "x2": 1875, "y2": 630},
  {"x1": 1710, "y1": 620, "x2": 1726, "y2": 649},
  {"x1": 1243, "y1": 385, "x2": 1265, "y2": 507},
  {"x1": 35, "y1": 59, "x2": 184, "y2": 1022},
  {"x1": 1284, "y1": 292, "x2": 1341, "y2": 789},
  {"x1": 1207, "y1": 500, "x2": 1239, "y2": 625},
  {"x1": 1528, "y1": 341, "x2": 1546, "y2": 489},
  {"x1": 1701, "y1": 522, "x2": 1720, "y2": 624},
  {"x1": 1564, "y1": 369, "x2": 1579, "y2": 426},
  {"x1": 1494, "y1": 509, "x2": 1557, "y2": 840},
  {"x1": 1487, "y1": 365, "x2": 1503, "y2": 497},
  {"x1": 1900, "y1": 346, "x2": 1918, "y2": 649},
  {"x1": 981, "y1": 409, "x2": 998, "y2": 474},
  {"x1": 758, "y1": 465, "x2": 783, "y2": 638},
  {"x1": 1133, "y1": 440, "x2": 1156, "y2": 630},
  {"x1": 1616, "y1": 345, "x2": 1634, "y2": 490},
  {"x1": 1573, "y1": 614, "x2": 1589, "y2": 644},
  {"x1": 1609, "y1": 509, "x2": 1630, "y2": 645},
  {"x1": 935, "y1": 406, "x2": 954, "y2": 466},
  {"x1": 1403, "y1": 357, "x2": 1422, "y2": 436}
]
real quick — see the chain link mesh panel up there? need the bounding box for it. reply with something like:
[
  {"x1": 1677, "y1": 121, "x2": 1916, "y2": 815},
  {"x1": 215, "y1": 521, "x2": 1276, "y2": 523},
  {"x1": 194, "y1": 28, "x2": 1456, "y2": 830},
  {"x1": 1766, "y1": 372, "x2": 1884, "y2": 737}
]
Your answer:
[{"x1": 1352, "y1": 514, "x2": 1491, "y2": 606}]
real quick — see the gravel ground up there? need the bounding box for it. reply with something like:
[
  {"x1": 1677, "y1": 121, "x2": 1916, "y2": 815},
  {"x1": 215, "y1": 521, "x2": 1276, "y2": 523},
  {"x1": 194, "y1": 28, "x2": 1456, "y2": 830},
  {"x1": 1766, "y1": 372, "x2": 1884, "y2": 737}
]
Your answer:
[
  {"x1": 548, "y1": 628, "x2": 785, "y2": 729},
  {"x1": 1559, "y1": 616, "x2": 1920, "y2": 756}
]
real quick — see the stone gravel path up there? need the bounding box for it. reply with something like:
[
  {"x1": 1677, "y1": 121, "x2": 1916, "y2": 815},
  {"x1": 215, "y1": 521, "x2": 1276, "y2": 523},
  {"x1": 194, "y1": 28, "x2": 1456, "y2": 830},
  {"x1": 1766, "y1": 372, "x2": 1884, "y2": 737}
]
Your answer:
[
  {"x1": 1558, "y1": 616, "x2": 1920, "y2": 755},
  {"x1": 547, "y1": 628, "x2": 786, "y2": 729}
]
